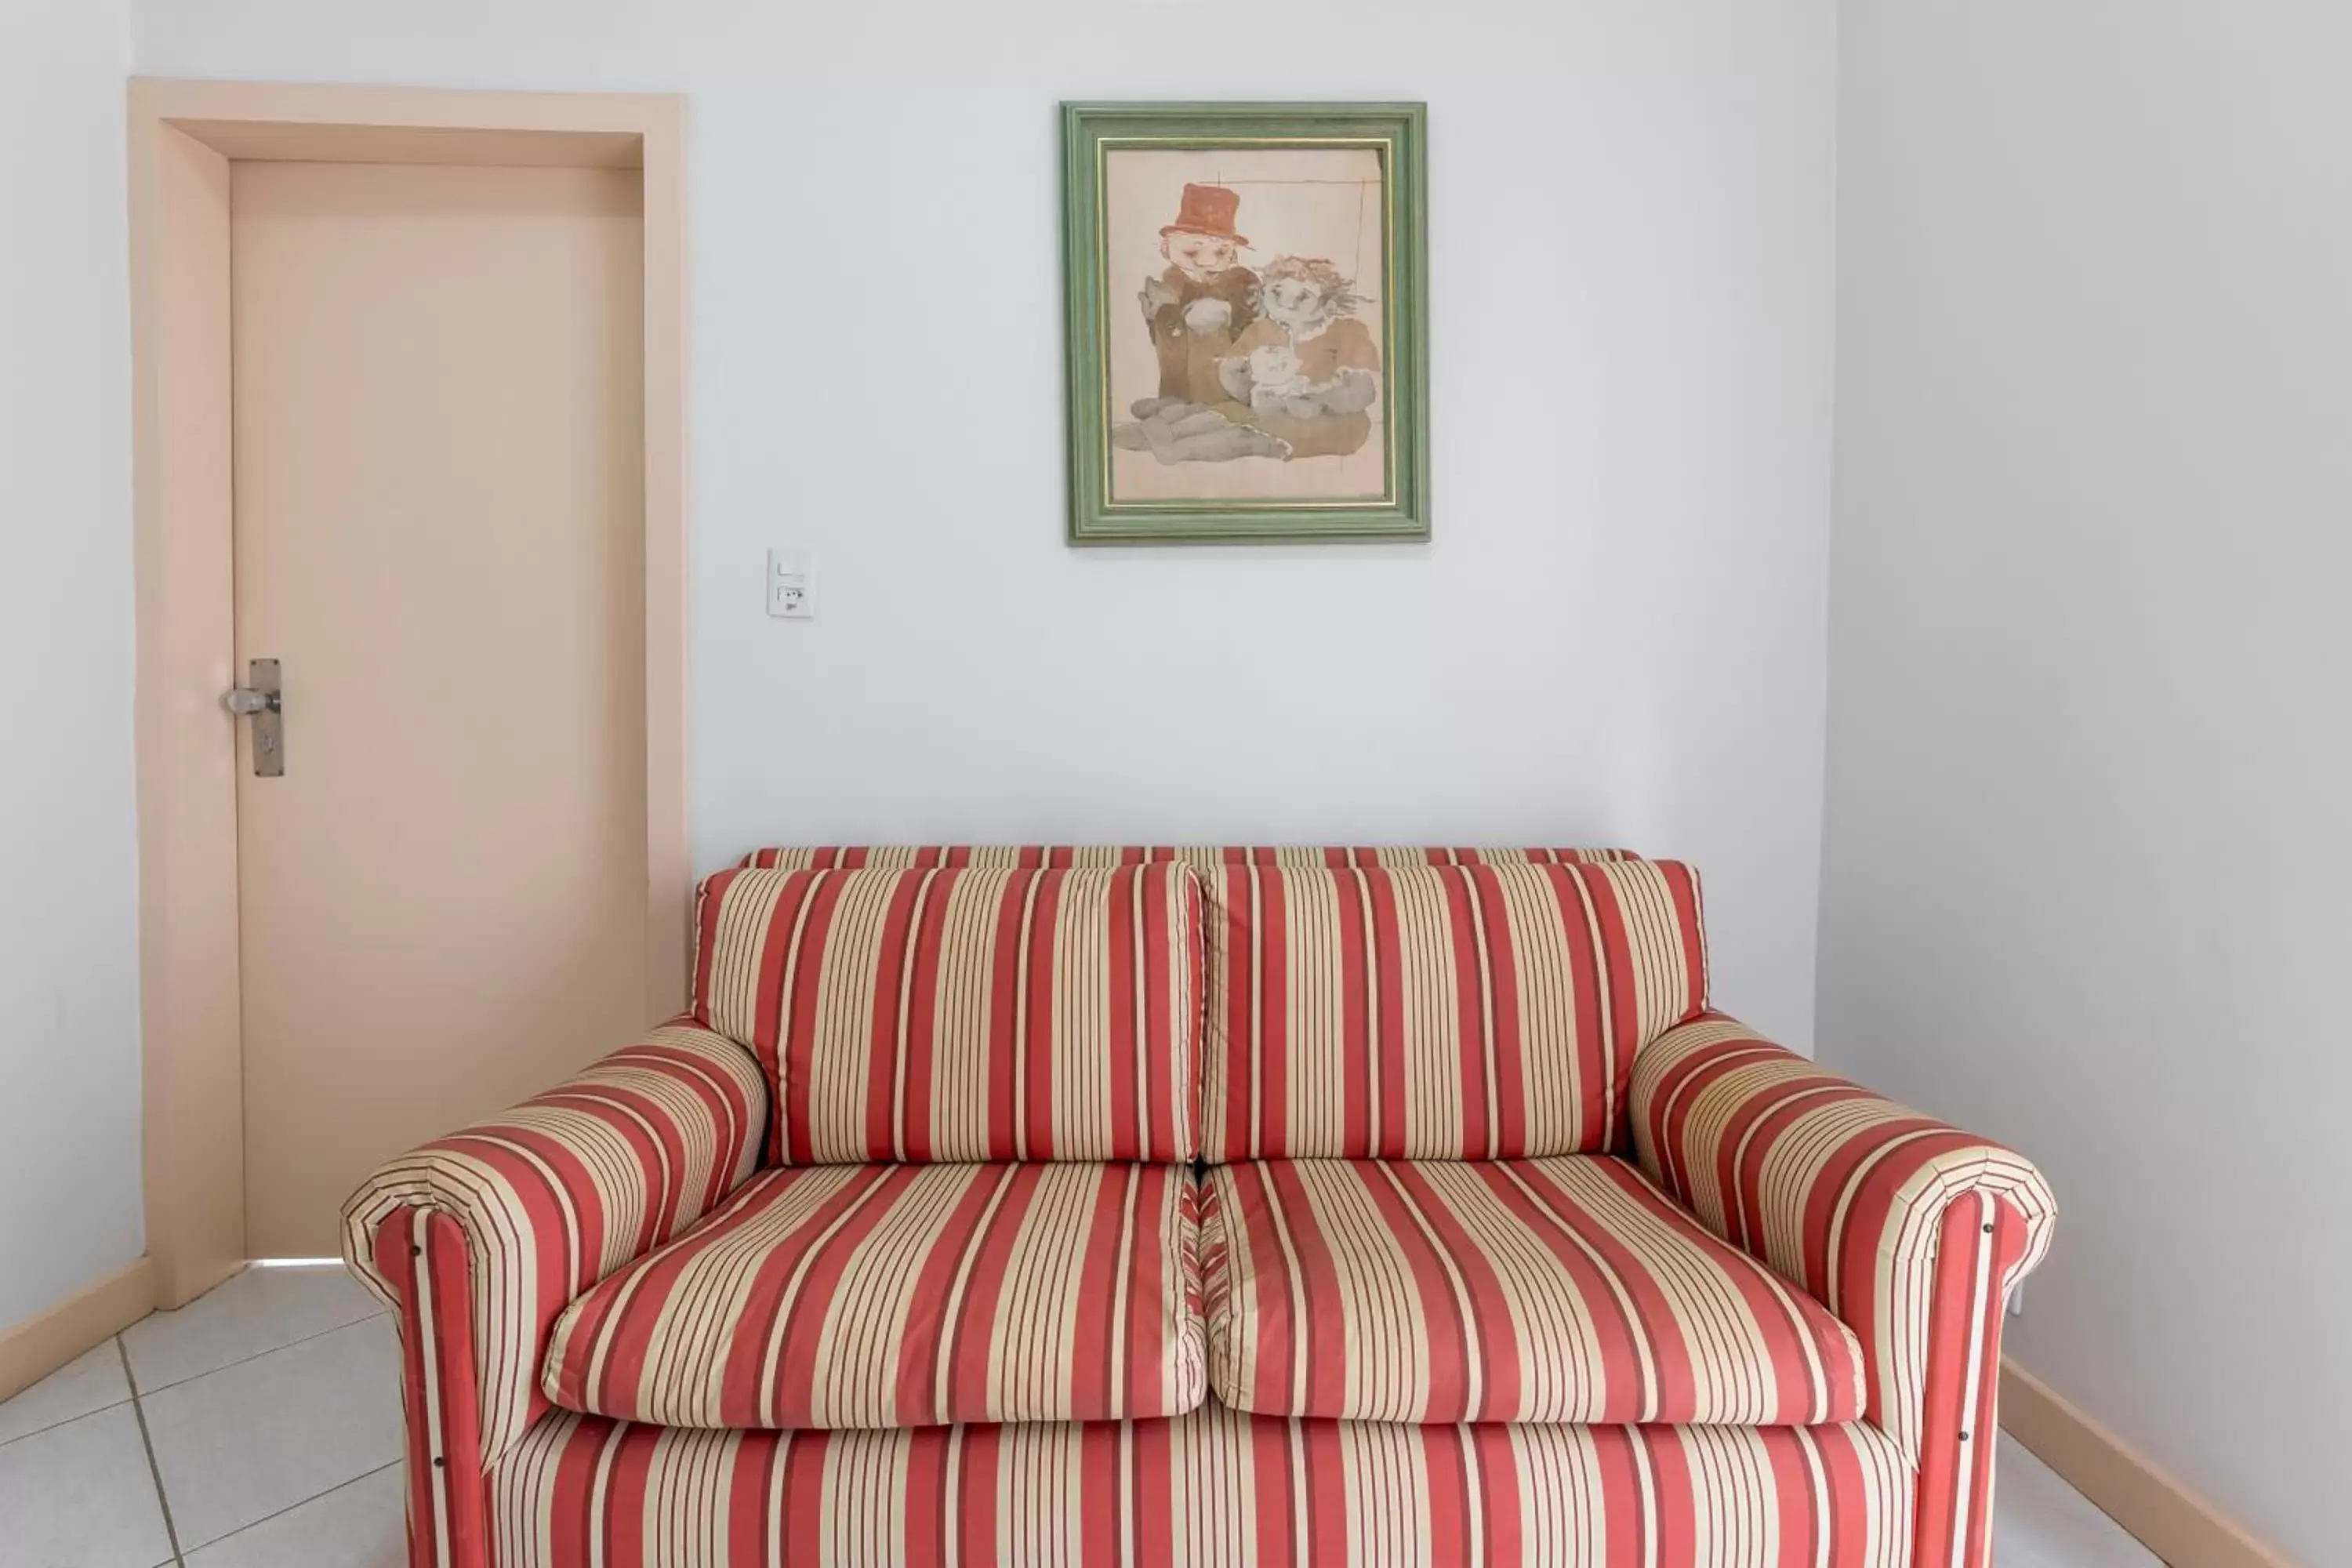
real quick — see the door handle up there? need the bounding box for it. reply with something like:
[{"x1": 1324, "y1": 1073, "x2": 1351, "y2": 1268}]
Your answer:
[{"x1": 224, "y1": 657, "x2": 285, "y2": 777}]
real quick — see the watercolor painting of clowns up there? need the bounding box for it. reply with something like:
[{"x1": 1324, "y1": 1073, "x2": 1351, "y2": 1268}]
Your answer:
[{"x1": 1063, "y1": 103, "x2": 1428, "y2": 542}]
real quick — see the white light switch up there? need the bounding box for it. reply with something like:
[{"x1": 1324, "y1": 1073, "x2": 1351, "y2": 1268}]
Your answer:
[{"x1": 767, "y1": 549, "x2": 815, "y2": 619}]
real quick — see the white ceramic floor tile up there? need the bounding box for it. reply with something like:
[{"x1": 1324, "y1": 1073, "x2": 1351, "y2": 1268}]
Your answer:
[
  {"x1": 140, "y1": 1314, "x2": 403, "y2": 1552},
  {"x1": 123, "y1": 1262, "x2": 383, "y2": 1395},
  {"x1": 1993, "y1": 1432, "x2": 2163, "y2": 1567},
  {"x1": 0, "y1": 1339, "x2": 134, "y2": 1447},
  {"x1": 182, "y1": 1461, "x2": 406, "y2": 1568},
  {"x1": 0, "y1": 1403, "x2": 176, "y2": 1568}
]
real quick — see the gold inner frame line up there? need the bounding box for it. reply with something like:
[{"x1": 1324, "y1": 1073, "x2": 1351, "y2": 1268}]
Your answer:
[{"x1": 1092, "y1": 135, "x2": 1401, "y2": 513}]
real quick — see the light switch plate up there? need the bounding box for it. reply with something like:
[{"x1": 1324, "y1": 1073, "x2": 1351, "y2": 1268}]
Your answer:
[{"x1": 767, "y1": 548, "x2": 815, "y2": 619}]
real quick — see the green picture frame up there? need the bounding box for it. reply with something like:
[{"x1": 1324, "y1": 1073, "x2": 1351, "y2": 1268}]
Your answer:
[{"x1": 1061, "y1": 101, "x2": 1430, "y2": 544}]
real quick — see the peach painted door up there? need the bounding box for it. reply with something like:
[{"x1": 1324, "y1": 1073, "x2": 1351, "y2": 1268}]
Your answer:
[{"x1": 230, "y1": 161, "x2": 650, "y2": 1256}]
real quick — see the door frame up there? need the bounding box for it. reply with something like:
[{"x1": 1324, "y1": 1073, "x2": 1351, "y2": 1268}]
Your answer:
[{"x1": 128, "y1": 80, "x2": 689, "y2": 1307}]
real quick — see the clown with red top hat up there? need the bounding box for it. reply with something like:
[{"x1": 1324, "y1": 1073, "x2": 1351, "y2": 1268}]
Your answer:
[{"x1": 1138, "y1": 183, "x2": 1262, "y2": 406}]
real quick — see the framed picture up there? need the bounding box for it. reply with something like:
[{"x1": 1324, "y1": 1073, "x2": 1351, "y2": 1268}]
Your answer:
[{"x1": 1061, "y1": 101, "x2": 1429, "y2": 544}]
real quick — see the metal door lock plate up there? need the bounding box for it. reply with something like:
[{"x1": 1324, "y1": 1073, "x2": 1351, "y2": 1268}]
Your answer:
[{"x1": 224, "y1": 658, "x2": 285, "y2": 777}]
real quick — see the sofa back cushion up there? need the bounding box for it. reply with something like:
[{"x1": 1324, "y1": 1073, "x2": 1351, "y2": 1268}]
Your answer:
[
  {"x1": 1200, "y1": 858, "x2": 1707, "y2": 1161},
  {"x1": 691, "y1": 862, "x2": 1202, "y2": 1163},
  {"x1": 740, "y1": 845, "x2": 1636, "y2": 873}
]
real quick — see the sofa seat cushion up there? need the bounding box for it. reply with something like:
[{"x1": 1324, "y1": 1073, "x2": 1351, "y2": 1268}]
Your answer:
[
  {"x1": 1202, "y1": 1156, "x2": 1864, "y2": 1425},
  {"x1": 543, "y1": 1161, "x2": 1205, "y2": 1428}
]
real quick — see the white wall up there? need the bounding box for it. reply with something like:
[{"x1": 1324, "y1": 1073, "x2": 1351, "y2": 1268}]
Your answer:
[
  {"x1": 132, "y1": 0, "x2": 1840, "y2": 1047},
  {"x1": 1822, "y1": 4, "x2": 2352, "y2": 1562},
  {"x1": 0, "y1": 0, "x2": 144, "y2": 1327}
]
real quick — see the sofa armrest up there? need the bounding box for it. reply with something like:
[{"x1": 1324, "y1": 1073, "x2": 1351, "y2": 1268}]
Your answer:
[
  {"x1": 1628, "y1": 1012, "x2": 2054, "y2": 1566},
  {"x1": 340, "y1": 1021, "x2": 767, "y2": 1478}
]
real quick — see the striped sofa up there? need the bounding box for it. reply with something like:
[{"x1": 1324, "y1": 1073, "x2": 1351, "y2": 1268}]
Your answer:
[{"x1": 344, "y1": 846, "x2": 2054, "y2": 1568}]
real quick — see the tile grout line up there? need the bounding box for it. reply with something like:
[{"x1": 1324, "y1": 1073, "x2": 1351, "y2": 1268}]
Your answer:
[
  {"x1": 118, "y1": 1334, "x2": 188, "y2": 1567},
  {"x1": 172, "y1": 1456, "x2": 405, "y2": 1558},
  {"x1": 0, "y1": 1391, "x2": 136, "y2": 1453},
  {"x1": 129, "y1": 1305, "x2": 390, "y2": 1399}
]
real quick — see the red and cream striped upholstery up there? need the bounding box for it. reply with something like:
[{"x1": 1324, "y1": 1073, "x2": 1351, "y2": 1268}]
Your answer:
[
  {"x1": 347, "y1": 844, "x2": 2056, "y2": 1568},
  {"x1": 1200, "y1": 858, "x2": 1708, "y2": 1161},
  {"x1": 722, "y1": 846, "x2": 1663, "y2": 1164},
  {"x1": 691, "y1": 862, "x2": 1203, "y2": 1163},
  {"x1": 342, "y1": 1022, "x2": 768, "y2": 1473},
  {"x1": 1628, "y1": 1012, "x2": 2057, "y2": 1568},
  {"x1": 1200, "y1": 1156, "x2": 1864, "y2": 1425},
  {"x1": 541, "y1": 1160, "x2": 1205, "y2": 1428},
  {"x1": 738, "y1": 845, "x2": 1637, "y2": 871},
  {"x1": 490, "y1": 1404, "x2": 1915, "y2": 1568}
]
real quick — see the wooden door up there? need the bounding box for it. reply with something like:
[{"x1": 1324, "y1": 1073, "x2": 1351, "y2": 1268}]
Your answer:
[{"x1": 230, "y1": 161, "x2": 649, "y2": 1256}]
